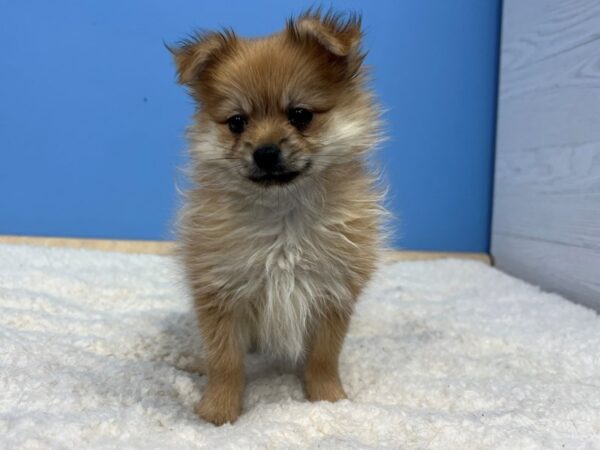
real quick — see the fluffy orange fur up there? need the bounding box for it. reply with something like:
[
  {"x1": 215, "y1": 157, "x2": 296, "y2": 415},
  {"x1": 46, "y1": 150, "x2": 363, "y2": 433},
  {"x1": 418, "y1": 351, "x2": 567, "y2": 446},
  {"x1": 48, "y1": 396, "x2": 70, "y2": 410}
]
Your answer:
[{"x1": 170, "y1": 10, "x2": 385, "y2": 425}]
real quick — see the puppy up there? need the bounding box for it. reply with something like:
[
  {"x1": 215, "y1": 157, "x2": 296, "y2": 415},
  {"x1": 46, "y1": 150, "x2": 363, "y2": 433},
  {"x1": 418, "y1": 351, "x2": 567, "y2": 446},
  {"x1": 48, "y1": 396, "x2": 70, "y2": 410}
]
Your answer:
[{"x1": 171, "y1": 10, "x2": 385, "y2": 425}]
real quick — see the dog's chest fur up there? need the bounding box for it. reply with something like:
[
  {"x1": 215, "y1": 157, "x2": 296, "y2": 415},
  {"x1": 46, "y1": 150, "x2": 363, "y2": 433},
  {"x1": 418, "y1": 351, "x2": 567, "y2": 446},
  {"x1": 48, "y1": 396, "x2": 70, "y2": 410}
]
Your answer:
[{"x1": 226, "y1": 200, "x2": 350, "y2": 361}]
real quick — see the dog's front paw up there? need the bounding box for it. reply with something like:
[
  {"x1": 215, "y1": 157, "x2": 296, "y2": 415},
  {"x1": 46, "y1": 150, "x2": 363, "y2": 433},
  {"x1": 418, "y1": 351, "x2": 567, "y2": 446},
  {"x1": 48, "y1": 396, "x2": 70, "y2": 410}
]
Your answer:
[
  {"x1": 195, "y1": 393, "x2": 240, "y2": 426},
  {"x1": 305, "y1": 377, "x2": 348, "y2": 403}
]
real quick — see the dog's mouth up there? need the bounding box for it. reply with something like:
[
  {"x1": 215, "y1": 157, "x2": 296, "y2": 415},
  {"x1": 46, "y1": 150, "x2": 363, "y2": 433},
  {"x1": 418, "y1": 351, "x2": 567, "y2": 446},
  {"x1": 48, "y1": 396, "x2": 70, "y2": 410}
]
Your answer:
[
  {"x1": 248, "y1": 161, "x2": 311, "y2": 186},
  {"x1": 248, "y1": 170, "x2": 301, "y2": 186}
]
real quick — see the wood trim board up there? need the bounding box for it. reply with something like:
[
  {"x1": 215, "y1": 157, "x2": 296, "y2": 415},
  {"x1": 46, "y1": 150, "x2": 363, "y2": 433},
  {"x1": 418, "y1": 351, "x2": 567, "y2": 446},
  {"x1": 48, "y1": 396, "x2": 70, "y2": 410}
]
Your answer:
[{"x1": 0, "y1": 235, "x2": 491, "y2": 265}]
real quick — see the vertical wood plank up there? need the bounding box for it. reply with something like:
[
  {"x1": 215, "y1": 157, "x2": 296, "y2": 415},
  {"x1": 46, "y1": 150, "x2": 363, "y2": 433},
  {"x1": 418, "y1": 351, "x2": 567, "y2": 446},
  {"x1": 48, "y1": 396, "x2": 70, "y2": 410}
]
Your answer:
[{"x1": 492, "y1": 0, "x2": 600, "y2": 310}]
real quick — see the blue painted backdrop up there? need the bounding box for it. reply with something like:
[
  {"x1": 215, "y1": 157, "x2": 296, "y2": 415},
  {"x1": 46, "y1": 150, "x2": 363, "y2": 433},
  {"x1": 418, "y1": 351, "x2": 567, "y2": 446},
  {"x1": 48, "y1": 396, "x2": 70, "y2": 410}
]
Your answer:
[{"x1": 0, "y1": 1, "x2": 500, "y2": 251}]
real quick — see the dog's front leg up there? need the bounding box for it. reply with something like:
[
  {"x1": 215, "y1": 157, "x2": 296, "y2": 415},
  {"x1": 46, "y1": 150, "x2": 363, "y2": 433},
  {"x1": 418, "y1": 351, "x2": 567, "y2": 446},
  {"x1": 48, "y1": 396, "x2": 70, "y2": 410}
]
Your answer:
[
  {"x1": 304, "y1": 306, "x2": 351, "y2": 402},
  {"x1": 195, "y1": 306, "x2": 244, "y2": 426}
]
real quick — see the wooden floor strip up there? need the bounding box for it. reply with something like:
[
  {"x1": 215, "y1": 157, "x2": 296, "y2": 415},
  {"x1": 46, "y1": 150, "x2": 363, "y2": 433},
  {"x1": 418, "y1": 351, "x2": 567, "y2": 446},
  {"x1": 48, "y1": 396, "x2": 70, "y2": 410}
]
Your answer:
[{"x1": 0, "y1": 235, "x2": 491, "y2": 264}]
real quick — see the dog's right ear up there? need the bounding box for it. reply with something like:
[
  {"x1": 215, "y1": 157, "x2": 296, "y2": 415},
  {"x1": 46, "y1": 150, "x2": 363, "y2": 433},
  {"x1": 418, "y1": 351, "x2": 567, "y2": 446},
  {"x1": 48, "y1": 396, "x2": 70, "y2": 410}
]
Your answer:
[
  {"x1": 286, "y1": 9, "x2": 365, "y2": 80},
  {"x1": 167, "y1": 30, "x2": 236, "y2": 85}
]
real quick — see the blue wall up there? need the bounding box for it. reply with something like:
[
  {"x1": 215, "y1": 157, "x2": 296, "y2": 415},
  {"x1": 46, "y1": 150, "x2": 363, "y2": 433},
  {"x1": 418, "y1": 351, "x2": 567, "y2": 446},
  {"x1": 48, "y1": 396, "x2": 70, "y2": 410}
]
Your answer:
[{"x1": 0, "y1": 1, "x2": 501, "y2": 252}]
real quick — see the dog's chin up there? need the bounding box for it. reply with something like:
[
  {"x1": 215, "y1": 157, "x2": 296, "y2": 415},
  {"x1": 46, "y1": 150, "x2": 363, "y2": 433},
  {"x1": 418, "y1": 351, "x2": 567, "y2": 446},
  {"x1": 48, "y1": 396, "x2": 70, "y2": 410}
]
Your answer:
[{"x1": 248, "y1": 170, "x2": 301, "y2": 187}]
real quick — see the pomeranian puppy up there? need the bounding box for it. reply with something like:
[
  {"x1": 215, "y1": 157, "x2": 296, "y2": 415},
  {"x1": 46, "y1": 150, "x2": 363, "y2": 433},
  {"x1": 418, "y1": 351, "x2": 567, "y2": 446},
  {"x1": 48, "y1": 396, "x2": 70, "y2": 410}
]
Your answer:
[{"x1": 171, "y1": 10, "x2": 384, "y2": 425}]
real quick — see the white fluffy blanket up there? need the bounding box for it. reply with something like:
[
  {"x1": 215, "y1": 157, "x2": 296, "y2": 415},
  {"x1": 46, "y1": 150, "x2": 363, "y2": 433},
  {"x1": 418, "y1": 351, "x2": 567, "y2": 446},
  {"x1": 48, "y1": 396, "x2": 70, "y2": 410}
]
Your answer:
[{"x1": 1, "y1": 244, "x2": 599, "y2": 449}]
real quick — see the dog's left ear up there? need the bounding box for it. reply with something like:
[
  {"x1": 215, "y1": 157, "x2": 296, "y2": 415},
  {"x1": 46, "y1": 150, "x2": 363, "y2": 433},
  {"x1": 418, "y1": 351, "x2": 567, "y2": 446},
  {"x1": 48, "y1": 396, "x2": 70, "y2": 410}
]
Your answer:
[
  {"x1": 287, "y1": 10, "x2": 365, "y2": 76},
  {"x1": 167, "y1": 30, "x2": 237, "y2": 86}
]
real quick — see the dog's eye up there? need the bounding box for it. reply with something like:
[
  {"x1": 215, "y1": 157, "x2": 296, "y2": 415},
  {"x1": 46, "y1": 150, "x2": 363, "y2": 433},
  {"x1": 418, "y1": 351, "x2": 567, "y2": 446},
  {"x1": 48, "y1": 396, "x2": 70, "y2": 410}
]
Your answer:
[
  {"x1": 288, "y1": 108, "x2": 313, "y2": 130},
  {"x1": 227, "y1": 115, "x2": 247, "y2": 134}
]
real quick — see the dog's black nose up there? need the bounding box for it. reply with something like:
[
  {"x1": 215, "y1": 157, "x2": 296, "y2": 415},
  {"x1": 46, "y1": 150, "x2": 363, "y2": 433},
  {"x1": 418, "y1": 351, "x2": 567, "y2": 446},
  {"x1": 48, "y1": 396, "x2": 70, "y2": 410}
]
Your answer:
[{"x1": 253, "y1": 145, "x2": 281, "y2": 172}]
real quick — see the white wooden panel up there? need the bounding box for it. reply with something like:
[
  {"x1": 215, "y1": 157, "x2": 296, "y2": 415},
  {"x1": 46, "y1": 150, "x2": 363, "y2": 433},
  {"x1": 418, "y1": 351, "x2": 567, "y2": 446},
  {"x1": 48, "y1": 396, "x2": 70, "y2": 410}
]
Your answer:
[
  {"x1": 494, "y1": 141, "x2": 600, "y2": 249},
  {"x1": 492, "y1": 234, "x2": 600, "y2": 311},
  {"x1": 492, "y1": 0, "x2": 600, "y2": 309}
]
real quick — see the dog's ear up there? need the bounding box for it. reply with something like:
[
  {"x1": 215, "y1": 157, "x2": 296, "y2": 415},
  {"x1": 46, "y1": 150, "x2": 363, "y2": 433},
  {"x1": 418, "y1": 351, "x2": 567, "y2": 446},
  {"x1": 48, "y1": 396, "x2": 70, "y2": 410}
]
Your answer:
[
  {"x1": 167, "y1": 30, "x2": 237, "y2": 85},
  {"x1": 287, "y1": 9, "x2": 365, "y2": 76}
]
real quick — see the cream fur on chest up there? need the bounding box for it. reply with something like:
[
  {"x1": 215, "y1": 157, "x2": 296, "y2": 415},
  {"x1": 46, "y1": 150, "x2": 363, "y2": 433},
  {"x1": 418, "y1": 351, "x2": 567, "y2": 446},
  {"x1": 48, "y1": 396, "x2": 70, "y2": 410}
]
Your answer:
[{"x1": 223, "y1": 201, "x2": 352, "y2": 362}]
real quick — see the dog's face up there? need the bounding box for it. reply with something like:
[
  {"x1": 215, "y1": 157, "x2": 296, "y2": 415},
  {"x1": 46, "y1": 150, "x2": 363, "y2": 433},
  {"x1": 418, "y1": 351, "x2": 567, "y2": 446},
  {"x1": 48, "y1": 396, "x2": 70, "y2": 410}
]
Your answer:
[{"x1": 172, "y1": 12, "x2": 380, "y2": 190}]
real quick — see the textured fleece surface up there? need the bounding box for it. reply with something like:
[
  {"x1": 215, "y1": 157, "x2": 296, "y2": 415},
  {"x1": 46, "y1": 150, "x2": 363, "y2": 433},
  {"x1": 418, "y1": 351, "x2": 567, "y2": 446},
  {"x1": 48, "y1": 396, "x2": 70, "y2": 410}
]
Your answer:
[{"x1": 0, "y1": 244, "x2": 599, "y2": 449}]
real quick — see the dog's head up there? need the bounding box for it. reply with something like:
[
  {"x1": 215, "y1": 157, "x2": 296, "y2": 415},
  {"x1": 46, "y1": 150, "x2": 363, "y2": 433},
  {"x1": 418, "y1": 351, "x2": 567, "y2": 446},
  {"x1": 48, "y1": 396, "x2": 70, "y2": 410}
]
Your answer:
[{"x1": 170, "y1": 10, "x2": 380, "y2": 190}]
